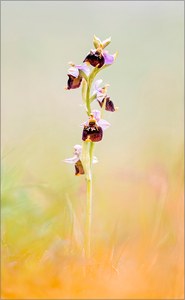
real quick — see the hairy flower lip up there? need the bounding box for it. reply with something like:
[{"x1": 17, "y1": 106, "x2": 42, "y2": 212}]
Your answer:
[
  {"x1": 81, "y1": 110, "x2": 110, "y2": 142},
  {"x1": 83, "y1": 50, "x2": 104, "y2": 68},
  {"x1": 74, "y1": 160, "x2": 85, "y2": 176},
  {"x1": 82, "y1": 126, "x2": 103, "y2": 142},
  {"x1": 98, "y1": 97, "x2": 116, "y2": 112},
  {"x1": 83, "y1": 47, "x2": 115, "y2": 68},
  {"x1": 67, "y1": 75, "x2": 82, "y2": 90}
]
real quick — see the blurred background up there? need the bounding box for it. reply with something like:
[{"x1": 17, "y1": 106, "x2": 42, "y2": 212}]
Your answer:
[{"x1": 1, "y1": 1, "x2": 184, "y2": 299}]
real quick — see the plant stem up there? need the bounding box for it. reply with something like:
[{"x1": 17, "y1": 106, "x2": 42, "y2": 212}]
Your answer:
[
  {"x1": 83, "y1": 70, "x2": 98, "y2": 258},
  {"x1": 84, "y1": 142, "x2": 94, "y2": 259},
  {"x1": 86, "y1": 67, "x2": 100, "y2": 115},
  {"x1": 86, "y1": 82, "x2": 91, "y2": 115},
  {"x1": 89, "y1": 141, "x2": 95, "y2": 166},
  {"x1": 85, "y1": 176, "x2": 92, "y2": 259},
  {"x1": 83, "y1": 67, "x2": 99, "y2": 259}
]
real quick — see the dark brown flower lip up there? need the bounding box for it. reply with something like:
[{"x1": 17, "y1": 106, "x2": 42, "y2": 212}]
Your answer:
[
  {"x1": 82, "y1": 125, "x2": 103, "y2": 142},
  {"x1": 67, "y1": 75, "x2": 82, "y2": 90},
  {"x1": 83, "y1": 51, "x2": 105, "y2": 68},
  {"x1": 75, "y1": 160, "x2": 84, "y2": 176},
  {"x1": 98, "y1": 97, "x2": 116, "y2": 112}
]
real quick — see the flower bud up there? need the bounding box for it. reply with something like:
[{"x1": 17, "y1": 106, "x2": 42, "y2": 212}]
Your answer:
[
  {"x1": 93, "y1": 35, "x2": 101, "y2": 49},
  {"x1": 102, "y1": 37, "x2": 111, "y2": 49}
]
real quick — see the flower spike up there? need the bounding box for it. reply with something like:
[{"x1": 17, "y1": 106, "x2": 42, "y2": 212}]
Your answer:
[{"x1": 64, "y1": 35, "x2": 118, "y2": 259}]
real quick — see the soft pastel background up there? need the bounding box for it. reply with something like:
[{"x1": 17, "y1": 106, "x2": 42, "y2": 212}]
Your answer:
[{"x1": 1, "y1": 1, "x2": 184, "y2": 299}]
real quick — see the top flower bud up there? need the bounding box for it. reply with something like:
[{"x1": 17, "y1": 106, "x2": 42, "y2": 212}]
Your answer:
[
  {"x1": 83, "y1": 35, "x2": 116, "y2": 69},
  {"x1": 93, "y1": 35, "x2": 111, "y2": 49}
]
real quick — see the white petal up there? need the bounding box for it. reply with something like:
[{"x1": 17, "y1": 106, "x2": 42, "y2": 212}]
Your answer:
[
  {"x1": 92, "y1": 79, "x2": 103, "y2": 96},
  {"x1": 98, "y1": 119, "x2": 111, "y2": 131},
  {"x1": 96, "y1": 91, "x2": 105, "y2": 102},
  {"x1": 77, "y1": 63, "x2": 90, "y2": 76},
  {"x1": 81, "y1": 121, "x2": 88, "y2": 127},
  {"x1": 92, "y1": 110, "x2": 101, "y2": 122},
  {"x1": 74, "y1": 144, "x2": 82, "y2": 156},
  {"x1": 94, "y1": 79, "x2": 103, "y2": 90},
  {"x1": 64, "y1": 155, "x2": 79, "y2": 164},
  {"x1": 68, "y1": 67, "x2": 79, "y2": 78}
]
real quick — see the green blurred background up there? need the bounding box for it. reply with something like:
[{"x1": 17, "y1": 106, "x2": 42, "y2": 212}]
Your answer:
[
  {"x1": 2, "y1": 0, "x2": 183, "y2": 168},
  {"x1": 1, "y1": 1, "x2": 184, "y2": 299}
]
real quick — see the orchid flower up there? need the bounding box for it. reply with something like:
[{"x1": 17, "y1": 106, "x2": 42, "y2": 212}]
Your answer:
[
  {"x1": 64, "y1": 144, "x2": 98, "y2": 175},
  {"x1": 83, "y1": 35, "x2": 116, "y2": 68},
  {"x1": 92, "y1": 80, "x2": 117, "y2": 112},
  {"x1": 82, "y1": 110, "x2": 110, "y2": 142},
  {"x1": 66, "y1": 63, "x2": 90, "y2": 90}
]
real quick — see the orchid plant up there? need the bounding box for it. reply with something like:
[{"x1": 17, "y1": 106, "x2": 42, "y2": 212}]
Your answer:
[{"x1": 64, "y1": 35, "x2": 118, "y2": 259}]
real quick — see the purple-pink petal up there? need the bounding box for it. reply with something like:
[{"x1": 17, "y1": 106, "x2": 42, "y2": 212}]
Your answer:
[
  {"x1": 103, "y1": 51, "x2": 114, "y2": 65},
  {"x1": 68, "y1": 67, "x2": 79, "y2": 78},
  {"x1": 64, "y1": 155, "x2": 79, "y2": 164},
  {"x1": 92, "y1": 110, "x2": 101, "y2": 122},
  {"x1": 76, "y1": 63, "x2": 90, "y2": 76},
  {"x1": 81, "y1": 121, "x2": 88, "y2": 127},
  {"x1": 98, "y1": 119, "x2": 111, "y2": 131},
  {"x1": 94, "y1": 79, "x2": 103, "y2": 92}
]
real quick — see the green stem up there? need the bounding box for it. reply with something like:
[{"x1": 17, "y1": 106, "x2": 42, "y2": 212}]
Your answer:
[
  {"x1": 86, "y1": 67, "x2": 100, "y2": 115},
  {"x1": 85, "y1": 142, "x2": 94, "y2": 259},
  {"x1": 81, "y1": 141, "x2": 94, "y2": 259},
  {"x1": 89, "y1": 142, "x2": 95, "y2": 166},
  {"x1": 85, "y1": 176, "x2": 92, "y2": 259},
  {"x1": 86, "y1": 82, "x2": 91, "y2": 115},
  {"x1": 82, "y1": 67, "x2": 99, "y2": 259}
]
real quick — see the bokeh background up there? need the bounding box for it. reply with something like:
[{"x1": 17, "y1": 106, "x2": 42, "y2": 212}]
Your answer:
[{"x1": 1, "y1": 1, "x2": 184, "y2": 299}]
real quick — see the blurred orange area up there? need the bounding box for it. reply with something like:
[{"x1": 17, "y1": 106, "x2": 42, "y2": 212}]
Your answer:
[{"x1": 2, "y1": 158, "x2": 184, "y2": 299}]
